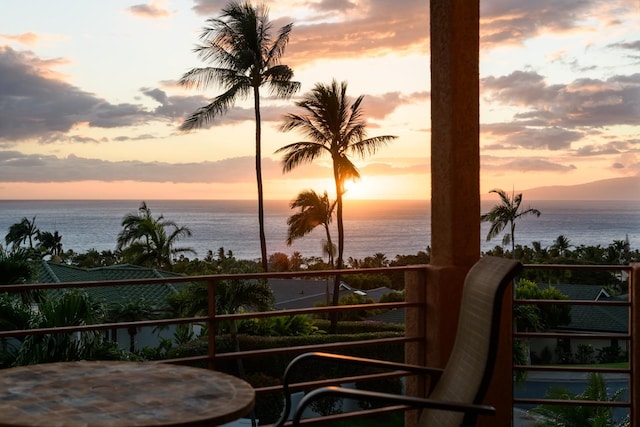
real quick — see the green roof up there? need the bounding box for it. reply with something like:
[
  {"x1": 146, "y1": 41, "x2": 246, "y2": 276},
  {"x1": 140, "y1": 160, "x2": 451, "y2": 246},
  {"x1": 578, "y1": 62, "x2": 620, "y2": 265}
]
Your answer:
[{"x1": 36, "y1": 261, "x2": 184, "y2": 308}]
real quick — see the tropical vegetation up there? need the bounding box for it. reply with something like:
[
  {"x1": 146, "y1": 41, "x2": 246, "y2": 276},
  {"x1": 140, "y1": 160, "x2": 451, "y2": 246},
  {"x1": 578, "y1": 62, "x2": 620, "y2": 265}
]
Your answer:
[
  {"x1": 116, "y1": 201, "x2": 194, "y2": 271},
  {"x1": 286, "y1": 189, "x2": 336, "y2": 267},
  {"x1": 481, "y1": 188, "x2": 541, "y2": 257},
  {"x1": 178, "y1": 0, "x2": 300, "y2": 272},
  {"x1": 532, "y1": 372, "x2": 629, "y2": 427},
  {"x1": 276, "y1": 79, "x2": 397, "y2": 330}
]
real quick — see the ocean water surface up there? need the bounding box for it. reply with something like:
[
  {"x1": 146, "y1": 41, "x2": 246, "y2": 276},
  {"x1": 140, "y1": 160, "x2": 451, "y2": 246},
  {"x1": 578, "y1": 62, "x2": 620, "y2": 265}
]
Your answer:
[{"x1": 0, "y1": 199, "x2": 637, "y2": 261}]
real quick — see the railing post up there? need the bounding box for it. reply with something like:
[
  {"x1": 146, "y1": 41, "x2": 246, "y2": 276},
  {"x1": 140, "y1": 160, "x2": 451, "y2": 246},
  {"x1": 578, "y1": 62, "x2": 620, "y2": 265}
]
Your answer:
[
  {"x1": 405, "y1": 266, "x2": 428, "y2": 427},
  {"x1": 207, "y1": 278, "x2": 217, "y2": 371},
  {"x1": 631, "y1": 263, "x2": 639, "y2": 425}
]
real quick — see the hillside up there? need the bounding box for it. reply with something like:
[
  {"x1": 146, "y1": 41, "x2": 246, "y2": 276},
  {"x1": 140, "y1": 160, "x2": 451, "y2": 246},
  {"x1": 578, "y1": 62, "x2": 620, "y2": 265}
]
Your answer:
[{"x1": 520, "y1": 176, "x2": 639, "y2": 201}]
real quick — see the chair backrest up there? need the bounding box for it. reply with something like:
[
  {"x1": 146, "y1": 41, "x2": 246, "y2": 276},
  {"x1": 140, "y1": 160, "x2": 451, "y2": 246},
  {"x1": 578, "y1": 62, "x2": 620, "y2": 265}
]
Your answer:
[{"x1": 420, "y1": 256, "x2": 522, "y2": 427}]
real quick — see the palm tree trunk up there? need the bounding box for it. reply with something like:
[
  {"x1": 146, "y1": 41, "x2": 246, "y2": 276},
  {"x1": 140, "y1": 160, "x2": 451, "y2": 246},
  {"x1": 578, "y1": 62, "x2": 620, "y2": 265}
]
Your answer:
[
  {"x1": 323, "y1": 224, "x2": 334, "y2": 268},
  {"x1": 254, "y1": 86, "x2": 268, "y2": 272},
  {"x1": 330, "y1": 167, "x2": 344, "y2": 333}
]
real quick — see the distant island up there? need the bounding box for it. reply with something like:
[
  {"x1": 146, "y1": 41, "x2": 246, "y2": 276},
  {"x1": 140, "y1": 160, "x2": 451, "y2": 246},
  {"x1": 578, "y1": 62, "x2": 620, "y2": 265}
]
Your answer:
[{"x1": 515, "y1": 176, "x2": 639, "y2": 201}]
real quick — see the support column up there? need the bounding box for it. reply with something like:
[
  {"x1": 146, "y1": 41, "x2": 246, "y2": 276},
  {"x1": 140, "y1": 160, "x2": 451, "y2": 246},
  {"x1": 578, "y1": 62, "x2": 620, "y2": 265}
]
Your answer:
[
  {"x1": 429, "y1": 1, "x2": 512, "y2": 426},
  {"x1": 429, "y1": 0, "x2": 481, "y2": 364}
]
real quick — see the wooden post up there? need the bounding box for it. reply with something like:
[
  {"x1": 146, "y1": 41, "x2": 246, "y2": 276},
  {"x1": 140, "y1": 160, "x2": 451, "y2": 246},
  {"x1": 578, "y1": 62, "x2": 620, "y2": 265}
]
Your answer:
[
  {"x1": 631, "y1": 264, "x2": 639, "y2": 425},
  {"x1": 207, "y1": 278, "x2": 216, "y2": 371},
  {"x1": 429, "y1": 0, "x2": 514, "y2": 425},
  {"x1": 405, "y1": 267, "x2": 428, "y2": 427}
]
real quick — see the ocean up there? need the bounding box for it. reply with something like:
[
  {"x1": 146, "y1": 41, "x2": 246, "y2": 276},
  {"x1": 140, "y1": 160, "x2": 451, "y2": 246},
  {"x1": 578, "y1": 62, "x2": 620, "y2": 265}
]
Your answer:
[{"x1": 0, "y1": 199, "x2": 638, "y2": 261}]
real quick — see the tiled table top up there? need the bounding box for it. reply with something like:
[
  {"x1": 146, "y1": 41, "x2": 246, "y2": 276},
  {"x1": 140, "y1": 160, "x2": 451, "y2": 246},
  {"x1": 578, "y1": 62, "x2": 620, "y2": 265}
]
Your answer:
[{"x1": 0, "y1": 361, "x2": 255, "y2": 427}]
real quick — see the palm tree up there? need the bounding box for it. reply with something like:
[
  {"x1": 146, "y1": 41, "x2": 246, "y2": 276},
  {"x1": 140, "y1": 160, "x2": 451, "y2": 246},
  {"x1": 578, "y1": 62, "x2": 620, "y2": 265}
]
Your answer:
[
  {"x1": 5, "y1": 216, "x2": 39, "y2": 250},
  {"x1": 105, "y1": 298, "x2": 156, "y2": 353},
  {"x1": 178, "y1": 1, "x2": 300, "y2": 272},
  {"x1": 481, "y1": 189, "x2": 541, "y2": 258},
  {"x1": 551, "y1": 235, "x2": 571, "y2": 256},
  {"x1": 0, "y1": 247, "x2": 41, "y2": 304},
  {"x1": 36, "y1": 230, "x2": 63, "y2": 257},
  {"x1": 277, "y1": 79, "x2": 397, "y2": 322},
  {"x1": 286, "y1": 190, "x2": 336, "y2": 267},
  {"x1": 116, "y1": 202, "x2": 194, "y2": 270}
]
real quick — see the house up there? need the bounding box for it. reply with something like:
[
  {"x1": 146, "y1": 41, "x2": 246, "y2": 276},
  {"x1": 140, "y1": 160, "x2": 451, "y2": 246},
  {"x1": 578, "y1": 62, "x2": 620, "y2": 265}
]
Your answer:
[
  {"x1": 268, "y1": 278, "x2": 398, "y2": 310},
  {"x1": 36, "y1": 261, "x2": 185, "y2": 352},
  {"x1": 529, "y1": 284, "x2": 628, "y2": 364}
]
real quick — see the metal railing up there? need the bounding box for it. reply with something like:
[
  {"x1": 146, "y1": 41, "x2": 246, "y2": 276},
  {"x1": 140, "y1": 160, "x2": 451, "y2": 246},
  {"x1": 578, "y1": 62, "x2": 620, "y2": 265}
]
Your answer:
[
  {"x1": 0, "y1": 266, "x2": 427, "y2": 426},
  {"x1": 513, "y1": 264, "x2": 636, "y2": 426},
  {"x1": 0, "y1": 263, "x2": 637, "y2": 426}
]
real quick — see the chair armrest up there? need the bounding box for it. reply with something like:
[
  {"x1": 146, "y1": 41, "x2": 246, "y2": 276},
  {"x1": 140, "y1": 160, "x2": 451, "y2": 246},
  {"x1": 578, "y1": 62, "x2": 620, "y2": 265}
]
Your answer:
[
  {"x1": 274, "y1": 352, "x2": 444, "y2": 427},
  {"x1": 292, "y1": 386, "x2": 495, "y2": 425}
]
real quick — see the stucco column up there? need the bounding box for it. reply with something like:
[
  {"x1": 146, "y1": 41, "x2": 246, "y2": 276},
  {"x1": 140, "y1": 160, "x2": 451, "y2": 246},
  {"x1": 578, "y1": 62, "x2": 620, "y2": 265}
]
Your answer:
[
  {"x1": 429, "y1": 0, "x2": 481, "y2": 372},
  {"x1": 430, "y1": 0, "x2": 480, "y2": 269},
  {"x1": 429, "y1": 2, "x2": 512, "y2": 426},
  {"x1": 429, "y1": 0, "x2": 481, "y2": 362}
]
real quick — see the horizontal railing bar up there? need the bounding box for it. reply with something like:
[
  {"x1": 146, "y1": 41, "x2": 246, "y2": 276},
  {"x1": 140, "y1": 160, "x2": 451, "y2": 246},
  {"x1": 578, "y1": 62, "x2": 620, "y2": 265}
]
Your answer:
[
  {"x1": 513, "y1": 365, "x2": 630, "y2": 374},
  {"x1": 514, "y1": 299, "x2": 629, "y2": 306},
  {"x1": 0, "y1": 265, "x2": 428, "y2": 292},
  {"x1": 514, "y1": 398, "x2": 630, "y2": 407},
  {"x1": 255, "y1": 370, "x2": 410, "y2": 395},
  {"x1": 214, "y1": 336, "x2": 420, "y2": 361},
  {"x1": 0, "y1": 316, "x2": 210, "y2": 338},
  {"x1": 522, "y1": 264, "x2": 631, "y2": 272},
  {"x1": 514, "y1": 332, "x2": 630, "y2": 340},
  {"x1": 218, "y1": 301, "x2": 418, "y2": 321}
]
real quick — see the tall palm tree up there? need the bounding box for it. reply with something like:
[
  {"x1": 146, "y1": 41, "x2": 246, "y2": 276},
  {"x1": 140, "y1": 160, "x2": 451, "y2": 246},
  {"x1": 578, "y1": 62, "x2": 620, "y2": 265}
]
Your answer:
[
  {"x1": 277, "y1": 79, "x2": 397, "y2": 327},
  {"x1": 178, "y1": 1, "x2": 300, "y2": 272},
  {"x1": 286, "y1": 190, "x2": 336, "y2": 267},
  {"x1": 481, "y1": 189, "x2": 541, "y2": 258},
  {"x1": 5, "y1": 216, "x2": 39, "y2": 250},
  {"x1": 116, "y1": 202, "x2": 194, "y2": 270}
]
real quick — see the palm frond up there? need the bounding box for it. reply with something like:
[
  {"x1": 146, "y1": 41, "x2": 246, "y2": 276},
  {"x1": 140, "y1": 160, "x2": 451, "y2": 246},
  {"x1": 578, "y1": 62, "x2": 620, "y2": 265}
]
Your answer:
[{"x1": 277, "y1": 142, "x2": 326, "y2": 172}]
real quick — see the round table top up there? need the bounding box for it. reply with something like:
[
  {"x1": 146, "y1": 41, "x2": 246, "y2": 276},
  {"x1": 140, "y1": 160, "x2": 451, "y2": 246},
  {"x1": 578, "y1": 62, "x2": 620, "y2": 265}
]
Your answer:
[{"x1": 0, "y1": 360, "x2": 255, "y2": 427}]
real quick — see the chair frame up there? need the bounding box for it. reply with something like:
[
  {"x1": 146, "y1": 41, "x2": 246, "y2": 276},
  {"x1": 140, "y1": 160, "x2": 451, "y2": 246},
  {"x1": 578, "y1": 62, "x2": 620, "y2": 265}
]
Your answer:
[{"x1": 274, "y1": 256, "x2": 522, "y2": 427}]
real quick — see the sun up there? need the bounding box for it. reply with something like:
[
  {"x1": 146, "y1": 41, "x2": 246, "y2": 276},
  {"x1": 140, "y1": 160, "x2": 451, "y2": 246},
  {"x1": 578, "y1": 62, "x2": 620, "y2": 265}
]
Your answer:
[{"x1": 343, "y1": 177, "x2": 389, "y2": 200}]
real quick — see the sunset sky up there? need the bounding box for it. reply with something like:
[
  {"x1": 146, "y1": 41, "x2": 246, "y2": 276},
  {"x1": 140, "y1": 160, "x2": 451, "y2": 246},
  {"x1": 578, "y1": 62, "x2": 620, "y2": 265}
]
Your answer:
[{"x1": 0, "y1": 0, "x2": 638, "y2": 200}]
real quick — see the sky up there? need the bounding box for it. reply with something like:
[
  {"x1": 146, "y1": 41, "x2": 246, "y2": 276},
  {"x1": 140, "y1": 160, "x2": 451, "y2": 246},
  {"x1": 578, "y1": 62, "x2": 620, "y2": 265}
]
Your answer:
[{"x1": 0, "y1": 0, "x2": 638, "y2": 201}]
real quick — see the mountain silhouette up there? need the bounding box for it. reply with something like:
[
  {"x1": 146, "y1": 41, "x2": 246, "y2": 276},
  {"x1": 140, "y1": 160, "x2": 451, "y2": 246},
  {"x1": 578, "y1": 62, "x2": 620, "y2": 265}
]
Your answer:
[{"x1": 520, "y1": 176, "x2": 639, "y2": 200}]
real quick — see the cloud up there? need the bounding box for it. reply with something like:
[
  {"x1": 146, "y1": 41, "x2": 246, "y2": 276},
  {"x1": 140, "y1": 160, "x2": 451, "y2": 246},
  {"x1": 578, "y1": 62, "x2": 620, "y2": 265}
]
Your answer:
[
  {"x1": 482, "y1": 123, "x2": 583, "y2": 150},
  {"x1": 479, "y1": 0, "x2": 634, "y2": 47},
  {"x1": 0, "y1": 32, "x2": 39, "y2": 45},
  {"x1": 482, "y1": 155, "x2": 576, "y2": 172},
  {"x1": 0, "y1": 150, "x2": 426, "y2": 184},
  {"x1": 0, "y1": 47, "x2": 155, "y2": 143},
  {"x1": 127, "y1": 1, "x2": 172, "y2": 18},
  {"x1": 608, "y1": 39, "x2": 640, "y2": 52},
  {"x1": 482, "y1": 70, "x2": 640, "y2": 129}
]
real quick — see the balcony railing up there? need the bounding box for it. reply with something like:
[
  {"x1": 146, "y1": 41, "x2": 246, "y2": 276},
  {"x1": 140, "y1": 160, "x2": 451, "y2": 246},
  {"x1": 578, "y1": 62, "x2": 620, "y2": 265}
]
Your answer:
[{"x1": 0, "y1": 263, "x2": 637, "y2": 426}]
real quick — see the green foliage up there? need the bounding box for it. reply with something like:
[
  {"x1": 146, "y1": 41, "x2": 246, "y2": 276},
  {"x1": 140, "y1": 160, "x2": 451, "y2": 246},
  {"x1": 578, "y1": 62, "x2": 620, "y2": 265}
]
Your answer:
[
  {"x1": 4, "y1": 290, "x2": 131, "y2": 366},
  {"x1": 238, "y1": 315, "x2": 320, "y2": 337},
  {"x1": 575, "y1": 344, "x2": 595, "y2": 364},
  {"x1": 533, "y1": 372, "x2": 628, "y2": 427},
  {"x1": 379, "y1": 290, "x2": 404, "y2": 303},
  {"x1": 343, "y1": 273, "x2": 392, "y2": 290},
  {"x1": 597, "y1": 341, "x2": 626, "y2": 364},
  {"x1": 312, "y1": 293, "x2": 380, "y2": 321},
  {"x1": 515, "y1": 279, "x2": 571, "y2": 331},
  {"x1": 0, "y1": 247, "x2": 43, "y2": 303}
]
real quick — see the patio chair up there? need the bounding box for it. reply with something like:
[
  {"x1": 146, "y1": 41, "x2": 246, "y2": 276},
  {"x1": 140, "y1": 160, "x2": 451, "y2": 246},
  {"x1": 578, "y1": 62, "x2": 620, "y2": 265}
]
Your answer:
[{"x1": 274, "y1": 255, "x2": 522, "y2": 427}]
